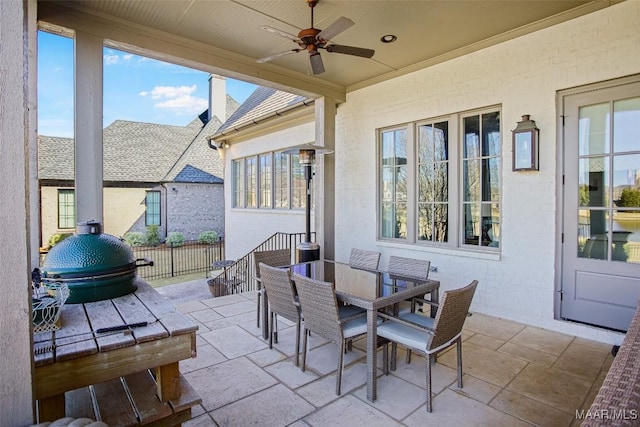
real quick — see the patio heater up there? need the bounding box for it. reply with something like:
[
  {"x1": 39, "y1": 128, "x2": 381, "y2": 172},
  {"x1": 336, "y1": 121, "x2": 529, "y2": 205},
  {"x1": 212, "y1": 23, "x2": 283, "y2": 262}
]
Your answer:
[{"x1": 283, "y1": 144, "x2": 332, "y2": 263}]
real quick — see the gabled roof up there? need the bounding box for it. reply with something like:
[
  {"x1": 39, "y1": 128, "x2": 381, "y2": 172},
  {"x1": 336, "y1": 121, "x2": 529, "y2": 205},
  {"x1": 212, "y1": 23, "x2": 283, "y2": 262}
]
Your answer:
[
  {"x1": 173, "y1": 165, "x2": 223, "y2": 184},
  {"x1": 215, "y1": 86, "x2": 309, "y2": 135},
  {"x1": 39, "y1": 94, "x2": 240, "y2": 185}
]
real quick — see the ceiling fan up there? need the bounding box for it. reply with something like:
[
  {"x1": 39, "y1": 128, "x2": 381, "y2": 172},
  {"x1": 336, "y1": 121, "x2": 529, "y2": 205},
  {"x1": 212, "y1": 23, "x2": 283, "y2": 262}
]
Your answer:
[{"x1": 256, "y1": 0, "x2": 375, "y2": 75}]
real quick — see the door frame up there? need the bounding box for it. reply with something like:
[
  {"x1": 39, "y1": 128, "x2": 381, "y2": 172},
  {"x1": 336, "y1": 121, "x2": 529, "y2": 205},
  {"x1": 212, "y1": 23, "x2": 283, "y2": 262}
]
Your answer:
[{"x1": 555, "y1": 73, "x2": 640, "y2": 325}]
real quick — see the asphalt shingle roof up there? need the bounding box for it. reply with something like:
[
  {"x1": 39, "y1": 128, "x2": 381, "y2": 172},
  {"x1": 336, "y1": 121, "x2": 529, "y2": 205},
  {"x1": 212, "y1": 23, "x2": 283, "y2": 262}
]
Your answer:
[
  {"x1": 39, "y1": 95, "x2": 239, "y2": 184},
  {"x1": 216, "y1": 86, "x2": 309, "y2": 134},
  {"x1": 173, "y1": 165, "x2": 223, "y2": 184}
]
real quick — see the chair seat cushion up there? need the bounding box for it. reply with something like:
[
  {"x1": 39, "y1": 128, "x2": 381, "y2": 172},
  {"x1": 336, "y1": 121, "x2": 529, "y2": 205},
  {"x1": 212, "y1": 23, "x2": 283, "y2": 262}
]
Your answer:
[
  {"x1": 339, "y1": 305, "x2": 366, "y2": 319},
  {"x1": 377, "y1": 320, "x2": 430, "y2": 351},
  {"x1": 399, "y1": 312, "x2": 435, "y2": 329}
]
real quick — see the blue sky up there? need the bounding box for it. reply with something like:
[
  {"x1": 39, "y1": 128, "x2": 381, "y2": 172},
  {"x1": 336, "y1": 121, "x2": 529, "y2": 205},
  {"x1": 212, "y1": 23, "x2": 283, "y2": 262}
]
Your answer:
[{"x1": 38, "y1": 31, "x2": 258, "y2": 137}]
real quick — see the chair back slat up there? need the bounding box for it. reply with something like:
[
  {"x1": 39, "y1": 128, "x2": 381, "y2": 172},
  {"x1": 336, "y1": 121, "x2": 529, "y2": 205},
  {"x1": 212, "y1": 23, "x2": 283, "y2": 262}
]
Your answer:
[
  {"x1": 254, "y1": 249, "x2": 291, "y2": 278},
  {"x1": 429, "y1": 280, "x2": 478, "y2": 350},
  {"x1": 388, "y1": 256, "x2": 430, "y2": 280},
  {"x1": 349, "y1": 249, "x2": 381, "y2": 271},
  {"x1": 292, "y1": 273, "x2": 343, "y2": 343},
  {"x1": 259, "y1": 263, "x2": 300, "y2": 323}
]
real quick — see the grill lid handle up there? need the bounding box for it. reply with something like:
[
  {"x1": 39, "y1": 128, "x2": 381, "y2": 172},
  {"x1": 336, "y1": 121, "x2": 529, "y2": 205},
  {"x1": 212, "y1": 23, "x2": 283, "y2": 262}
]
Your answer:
[{"x1": 76, "y1": 220, "x2": 102, "y2": 235}]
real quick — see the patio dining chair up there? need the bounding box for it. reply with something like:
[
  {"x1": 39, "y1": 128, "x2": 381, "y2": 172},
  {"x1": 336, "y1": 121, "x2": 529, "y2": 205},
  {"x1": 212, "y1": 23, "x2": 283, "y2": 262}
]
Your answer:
[
  {"x1": 376, "y1": 280, "x2": 478, "y2": 412},
  {"x1": 388, "y1": 255, "x2": 430, "y2": 280},
  {"x1": 292, "y1": 273, "x2": 388, "y2": 395},
  {"x1": 254, "y1": 248, "x2": 291, "y2": 337},
  {"x1": 259, "y1": 263, "x2": 302, "y2": 366},
  {"x1": 349, "y1": 248, "x2": 381, "y2": 271}
]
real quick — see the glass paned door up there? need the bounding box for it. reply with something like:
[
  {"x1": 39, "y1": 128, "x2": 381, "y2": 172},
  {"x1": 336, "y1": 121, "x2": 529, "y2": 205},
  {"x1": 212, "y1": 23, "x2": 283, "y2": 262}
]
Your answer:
[{"x1": 561, "y1": 79, "x2": 640, "y2": 332}]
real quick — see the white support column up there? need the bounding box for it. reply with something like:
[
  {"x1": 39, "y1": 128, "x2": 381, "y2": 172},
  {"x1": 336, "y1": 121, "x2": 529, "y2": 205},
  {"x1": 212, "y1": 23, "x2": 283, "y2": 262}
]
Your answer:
[
  {"x1": 74, "y1": 31, "x2": 104, "y2": 224},
  {"x1": 0, "y1": 0, "x2": 37, "y2": 424},
  {"x1": 314, "y1": 97, "x2": 336, "y2": 260}
]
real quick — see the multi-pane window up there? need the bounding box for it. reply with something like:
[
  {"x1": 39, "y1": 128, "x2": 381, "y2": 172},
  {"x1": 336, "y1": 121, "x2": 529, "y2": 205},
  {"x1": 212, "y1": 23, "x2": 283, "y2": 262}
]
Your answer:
[
  {"x1": 232, "y1": 159, "x2": 244, "y2": 208},
  {"x1": 232, "y1": 152, "x2": 305, "y2": 210},
  {"x1": 462, "y1": 112, "x2": 501, "y2": 248},
  {"x1": 259, "y1": 154, "x2": 272, "y2": 208},
  {"x1": 274, "y1": 153, "x2": 289, "y2": 208},
  {"x1": 380, "y1": 129, "x2": 408, "y2": 239},
  {"x1": 291, "y1": 155, "x2": 305, "y2": 209},
  {"x1": 246, "y1": 157, "x2": 257, "y2": 208},
  {"x1": 57, "y1": 189, "x2": 75, "y2": 229},
  {"x1": 418, "y1": 122, "x2": 449, "y2": 242},
  {"x1": 145, "y1": 191, "x2": 161, "y2": 226},
  {"x1": 378, "y1": 107, "x2": 501, "y2": 250}
]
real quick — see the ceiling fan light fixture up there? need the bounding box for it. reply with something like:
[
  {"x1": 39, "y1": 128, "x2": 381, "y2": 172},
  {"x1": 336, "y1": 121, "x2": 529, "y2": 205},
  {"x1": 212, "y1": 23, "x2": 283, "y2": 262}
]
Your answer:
[{"x1": 381, "y1": 34, "x2": 397, "y2": 43}]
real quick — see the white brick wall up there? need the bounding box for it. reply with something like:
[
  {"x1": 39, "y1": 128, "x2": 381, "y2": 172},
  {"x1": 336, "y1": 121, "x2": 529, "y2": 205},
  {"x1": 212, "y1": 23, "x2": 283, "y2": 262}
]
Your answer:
[
  {"x1": 334, "y1": 1, "x2": 640, "y2": 343},
  {"x1": 225, "y1": 1, "x2": 640, "y2": 343}
]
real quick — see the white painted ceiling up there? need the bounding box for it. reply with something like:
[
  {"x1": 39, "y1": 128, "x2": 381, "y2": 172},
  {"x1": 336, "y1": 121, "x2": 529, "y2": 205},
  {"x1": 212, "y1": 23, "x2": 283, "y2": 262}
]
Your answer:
[{"x1": 38, "y1": 0, "x2": 613, "y2": 97}]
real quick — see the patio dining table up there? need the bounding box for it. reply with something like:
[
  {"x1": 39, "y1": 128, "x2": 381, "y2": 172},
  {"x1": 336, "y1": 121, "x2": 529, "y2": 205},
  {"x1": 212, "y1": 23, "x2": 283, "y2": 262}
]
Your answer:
[{"x1": 290, "y1": 259, "x2": 440, "y2": 402}]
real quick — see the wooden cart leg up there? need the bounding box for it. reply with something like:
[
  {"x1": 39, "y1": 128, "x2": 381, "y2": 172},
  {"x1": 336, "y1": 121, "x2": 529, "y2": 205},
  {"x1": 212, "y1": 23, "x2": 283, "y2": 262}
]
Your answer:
[
  {"x1": 156, "y1": 362, "x2": 181, "y2": 401},
  {"x1": 38, "y1": 393, "x2": 66, "y2": 422}
]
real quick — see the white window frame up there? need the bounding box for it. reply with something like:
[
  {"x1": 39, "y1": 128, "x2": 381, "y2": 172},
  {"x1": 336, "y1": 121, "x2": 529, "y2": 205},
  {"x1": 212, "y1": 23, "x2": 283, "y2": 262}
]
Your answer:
[{"x1": 377, "y1": 106, "x2": 501, "y2": 252}]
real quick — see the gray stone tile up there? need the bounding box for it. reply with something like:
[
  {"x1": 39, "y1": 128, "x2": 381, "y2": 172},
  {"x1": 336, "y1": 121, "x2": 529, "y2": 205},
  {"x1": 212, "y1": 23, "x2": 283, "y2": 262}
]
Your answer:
[
  {"x1": 467, "y1": 333, "x2": 506, "y2": 350},
  {"x1": 387, "y1": 352, "x2": 457, "y2": 394},
  {"x1": 352, "y1": 374, "x2": 426, "y2": 420},
  {"x1": 507, "y1": 363, "x2": 593, "y2": 413},
  {"x1": 301, "y1": 341, "x2": 365, "y2": 375},
  {"x1": 296, "y1": 362, "x2": 369, "y2": 408},
  {"x1": 212, "y1": 300, "x2": 256, "y2": 317},
  {"x1": 184, "y1": 357, "x2": 277, "y2": 411},
  {"x1": 210, "y1": 384, "x2": 315, "y2": 426},
  {"x1": 498, "y1": 341, "x2": 558, "y2": 367},
  {"x1": 265, "y1": 358, "x2": 319, "y2": 388},
  {"x1": 176, "y1": 300, "x2": 211, "y2": 314},
  {"x1": 463, "y1": 313, "x2": 526, "y2": 341},
  {"x1": 180, "y1": 341, "x2": 227, "y2": 373},
  {"x1": 201, "y1": 294, "x2": 248, "y2": 308},
  {"x1": 490, "y1": 388, "x2": 575, "y2": 426},
  {"x1": 404, "y1": 388, "x2": 530, "y2": 426},
  {"x1": 183, "y1": 413, "x2": 216, "y2": 427},
  {"x1": 200, "y1": 325, "x2": 268, "y2": 359},
  {"x1": 451, "y1": 374, "x2": 502, "y2": 404},
  {"x1": 190, "y1": 308, "x2": 224, "y2": 324},
  {"x1": 438, "y1": 342, "x2": 528, "y2": 387},
  {"x1": 509, "y1": 326, "x2": 573, "y2": 356},
  {"x1": 303, "y1": 394, "x2": 400, "y2": 427},
  {"x1": 247, "y1": 348, "x2": 288, "y2": 367}
]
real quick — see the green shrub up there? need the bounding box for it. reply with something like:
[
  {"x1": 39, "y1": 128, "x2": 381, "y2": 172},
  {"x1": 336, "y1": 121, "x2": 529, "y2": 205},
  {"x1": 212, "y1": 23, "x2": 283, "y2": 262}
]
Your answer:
[
  {"x1": 618, "y1": 188, "x2": 640, "y2": 207},
  {"x1": 198, "y1": 230, "x2": 219, "y2": 245},
  {"x1": 48, "y1": 232, "x2": 72, "y2": 247},
  {"x1": 145, "y1": 224, "x2": 161, "y2": 246},
  {"x1": 123, "y1": 231, "x2": 145, "y2": 247},
  {"x1": 166, "y1": 232, "x2": 185, "y2": 247}
]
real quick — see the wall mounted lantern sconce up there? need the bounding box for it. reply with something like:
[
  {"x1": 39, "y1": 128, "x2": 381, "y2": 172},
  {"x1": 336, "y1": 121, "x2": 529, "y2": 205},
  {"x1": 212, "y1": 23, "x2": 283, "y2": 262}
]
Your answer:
[{"x1": 512, "y1": 114, "x2": 539, "y2": 171}]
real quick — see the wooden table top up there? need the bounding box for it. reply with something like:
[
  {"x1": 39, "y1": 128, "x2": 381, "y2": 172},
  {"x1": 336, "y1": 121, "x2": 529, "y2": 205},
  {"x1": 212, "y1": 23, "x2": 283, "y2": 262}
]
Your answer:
[{"x1": 34, "y1": 278, "x2": 198, "y2": 367}]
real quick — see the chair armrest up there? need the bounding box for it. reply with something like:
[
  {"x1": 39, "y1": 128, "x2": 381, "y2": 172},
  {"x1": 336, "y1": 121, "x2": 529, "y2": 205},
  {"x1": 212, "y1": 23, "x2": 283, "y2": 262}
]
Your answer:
[
  {"x1": 339, "y1": 311, "x2": 367, "y2": 324},
  {"x1": 377, "y1": 311, "x2": 435, "y2": 334}
]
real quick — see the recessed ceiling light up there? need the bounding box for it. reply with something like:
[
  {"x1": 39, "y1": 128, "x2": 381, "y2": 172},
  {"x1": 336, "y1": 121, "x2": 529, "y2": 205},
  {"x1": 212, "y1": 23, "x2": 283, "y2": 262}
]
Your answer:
[{"x1": 381, "y1": 34, "x2": 397, "y2": 43}]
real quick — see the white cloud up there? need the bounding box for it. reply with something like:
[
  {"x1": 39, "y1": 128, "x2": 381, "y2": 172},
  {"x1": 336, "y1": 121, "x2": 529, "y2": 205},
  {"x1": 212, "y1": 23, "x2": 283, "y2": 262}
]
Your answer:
[
  {"x1": 140, "y1": 85, "x2": 206, "y2": 115},
  {"x1": 155, "y1": 95, "x2": 208, "y2": 114},
  {"x1": 104, "y1": 53, "x2": 120, "y2": 65}
]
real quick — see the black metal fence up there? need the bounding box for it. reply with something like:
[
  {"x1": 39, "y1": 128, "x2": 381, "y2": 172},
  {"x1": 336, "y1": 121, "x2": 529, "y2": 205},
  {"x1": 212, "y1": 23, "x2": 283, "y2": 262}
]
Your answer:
[{"x1": 132, "y1": 238, "x2": 225, "y2": 280}]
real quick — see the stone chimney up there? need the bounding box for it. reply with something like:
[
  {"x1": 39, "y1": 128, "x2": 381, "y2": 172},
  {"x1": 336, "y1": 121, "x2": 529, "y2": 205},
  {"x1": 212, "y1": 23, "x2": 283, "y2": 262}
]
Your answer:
[{"x1": 208, "y1": 74, "x2": 227, "y2": 122}]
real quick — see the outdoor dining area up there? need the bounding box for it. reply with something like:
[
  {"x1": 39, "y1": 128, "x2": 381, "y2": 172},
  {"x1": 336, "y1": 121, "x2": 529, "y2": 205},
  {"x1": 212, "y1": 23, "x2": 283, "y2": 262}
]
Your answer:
[{"x1": 161, "y1": 249, "x2": 617, "y2": 426}]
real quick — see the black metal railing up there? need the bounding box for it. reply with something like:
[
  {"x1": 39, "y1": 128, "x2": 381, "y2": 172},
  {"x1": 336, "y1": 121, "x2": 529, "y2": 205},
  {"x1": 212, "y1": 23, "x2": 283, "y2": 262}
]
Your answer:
[
  {"x1": 207, "y1": 232, "x2": 315, "y2": 296},
  {"x1": 132, "y1": 238, "x2": 225, "y2": 280}
]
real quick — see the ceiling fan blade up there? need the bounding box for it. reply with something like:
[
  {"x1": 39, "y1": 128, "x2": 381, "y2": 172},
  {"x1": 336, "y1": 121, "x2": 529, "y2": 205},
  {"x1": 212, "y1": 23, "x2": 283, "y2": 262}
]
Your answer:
[
  {"x1": 317, "y1": 16, "x2": 354, "y2": 41},
  {"x1": 256, "y1": 49, "x2": 302, "y2": 63},
  {"x1": 309, "y1": 52, "x2": 325, "y2": 75},
  {"x1": 260, "y1": 25, "x2": 300, "y2": 42},
  {"x1": 325, "y1": 44, "x2": 375, "y2": 58}
]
